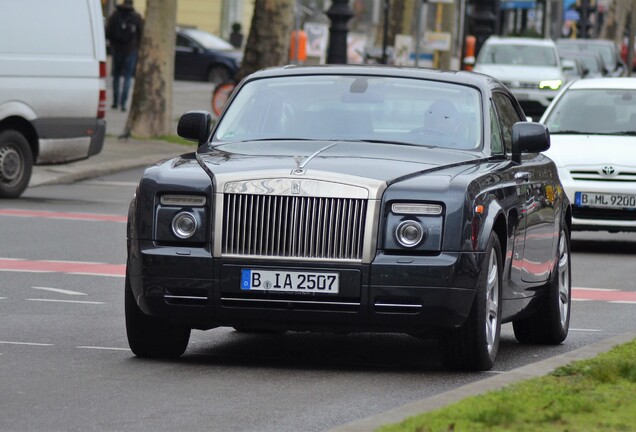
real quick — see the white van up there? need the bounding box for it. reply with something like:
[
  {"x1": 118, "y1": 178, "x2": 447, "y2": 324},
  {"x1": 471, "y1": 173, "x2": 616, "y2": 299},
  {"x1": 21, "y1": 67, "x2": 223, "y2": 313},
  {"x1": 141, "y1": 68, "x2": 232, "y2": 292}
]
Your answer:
[{"x1": 0, "y1": 0, "x2": 107, "y2": 198}]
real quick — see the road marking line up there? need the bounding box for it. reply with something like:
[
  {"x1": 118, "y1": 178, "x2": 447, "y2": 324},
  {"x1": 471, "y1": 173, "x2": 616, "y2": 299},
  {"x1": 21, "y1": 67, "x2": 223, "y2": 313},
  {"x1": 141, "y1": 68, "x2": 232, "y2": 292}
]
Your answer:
[
  {"x1": 68, "y1": 272, "x2": 124, "y2": 278},
  {"x1": 573, "y1": 288, "x2": 636, "y2": 302},
  {"x1": 31, "y1": 286, "x2": 87, "y2": 296},
  {"x1": 0, "y1": 341, "x2": 53, "y2": 346},
  {"x1": 609, "y1": 301, "x2": 636, "y2": 305},
  {"x1": 0, "y1": 208, "x2": 127, "y2": 223},
  {"x1": 77, "y1": 346, "x2": 130, "y2": 351},
  {"x1": 82, "y1": 180, "x2": 139, "y2": 187},
  {"x1": 574, "y1": 287, "x2": 619, "y2": 292},
  {"x1": 0, "y1": 258, "x2": 125, "y2": 277},
  {"x1": 26, "y1": 299, "x2": 104, "y2": 305},
  {"x1": 570, "y1": 328, "x2": 602, "y2": 332}
]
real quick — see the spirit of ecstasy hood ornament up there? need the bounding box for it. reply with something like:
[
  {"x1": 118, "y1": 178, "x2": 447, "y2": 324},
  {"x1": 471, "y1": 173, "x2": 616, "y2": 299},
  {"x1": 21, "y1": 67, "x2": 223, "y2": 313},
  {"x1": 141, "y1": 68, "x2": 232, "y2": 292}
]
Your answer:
[{"x1": 292, "y1": 143, "x2": 337, "y2": 175}]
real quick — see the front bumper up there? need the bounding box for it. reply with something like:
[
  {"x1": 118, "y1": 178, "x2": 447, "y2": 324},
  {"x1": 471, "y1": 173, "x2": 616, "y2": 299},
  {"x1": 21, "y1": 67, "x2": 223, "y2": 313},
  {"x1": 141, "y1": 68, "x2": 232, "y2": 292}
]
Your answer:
[
  {"x1": 561, "y1": 177, "x2": 636, "y2": 232},
  {"x1": 127, "y1": 240, "x2": 483, "y2": 333}
]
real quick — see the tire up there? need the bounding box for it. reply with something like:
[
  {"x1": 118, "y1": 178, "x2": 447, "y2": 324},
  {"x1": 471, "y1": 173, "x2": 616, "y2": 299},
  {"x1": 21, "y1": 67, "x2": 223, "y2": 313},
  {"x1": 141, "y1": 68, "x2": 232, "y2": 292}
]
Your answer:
[
  {"x1": 439, "y1": 233, "x2": 502, "y2": 371},
  {"x1": 206, "y1": 65, "x2": 231, "y2": 85},
  {"x1": 513, "y1": 227, "x2": 571, "y2": 344},
  {"x1": 125, "y1": 274, "x2": 191, "y2": 358},
  {"x1": 0, "y1": 130, "x2": 33, "y2": 199}
]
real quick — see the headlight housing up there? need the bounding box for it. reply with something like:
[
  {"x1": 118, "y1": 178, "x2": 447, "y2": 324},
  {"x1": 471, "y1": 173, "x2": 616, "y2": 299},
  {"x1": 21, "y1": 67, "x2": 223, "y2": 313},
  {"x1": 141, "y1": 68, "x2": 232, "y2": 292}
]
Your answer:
[
  {"x1": 384, "y1": 202, "x2": 444, "y2": 252},
  {"x1": 155, "y1": 194, "x2": 208, "y2": 243},
  {"x1": 395, "y1": 220, "x2": 425, "y2": 247},
  {"x1": 171, "y1": 212, "x2": 198, "y2": 239}
]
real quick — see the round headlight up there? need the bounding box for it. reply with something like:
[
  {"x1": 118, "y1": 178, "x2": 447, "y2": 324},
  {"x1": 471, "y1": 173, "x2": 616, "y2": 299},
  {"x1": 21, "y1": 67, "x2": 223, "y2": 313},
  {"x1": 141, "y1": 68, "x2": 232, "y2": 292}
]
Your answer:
[
  {"x1": 395, "y1": 220, "x2": 425, "y2": 248},
  {"x1": 172, "y1": 212, "x2": 197, "y2": 239}
]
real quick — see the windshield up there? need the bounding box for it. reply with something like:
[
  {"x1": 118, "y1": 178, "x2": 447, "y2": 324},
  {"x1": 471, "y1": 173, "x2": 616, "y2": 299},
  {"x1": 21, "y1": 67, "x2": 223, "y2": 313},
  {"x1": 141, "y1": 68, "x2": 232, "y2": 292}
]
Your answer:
[
  {"x1": 556, "y1": 41, "x2": 615, "y2": 69},
  {"x1": 214, "y1": 75, "x2": 483, "y2": 150},
  {"x1": 182, "y1": 28, "x2": 233, "y2": 50},
  {"x1": 543, "y1": 89, "x2": 636, "y2": 135},
  {"x1": 478, "y1": 44, "x2": 558, "y2": 66}
]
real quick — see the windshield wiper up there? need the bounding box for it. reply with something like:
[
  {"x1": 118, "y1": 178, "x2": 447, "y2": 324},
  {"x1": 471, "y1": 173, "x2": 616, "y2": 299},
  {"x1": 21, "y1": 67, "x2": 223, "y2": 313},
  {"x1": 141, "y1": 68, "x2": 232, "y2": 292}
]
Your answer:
[
  {"x1": 336, "y1": 138, "x2": 436, "y2": 148},
  {"x1": 549, "y1": 130, "x2": 592, "y2": 135}
]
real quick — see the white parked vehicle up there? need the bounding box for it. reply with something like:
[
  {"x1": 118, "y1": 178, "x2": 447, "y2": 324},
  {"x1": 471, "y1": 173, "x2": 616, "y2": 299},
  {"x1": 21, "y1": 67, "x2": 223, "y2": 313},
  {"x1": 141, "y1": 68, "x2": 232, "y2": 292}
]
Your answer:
[
  {"x1": 540, "y1": 77, "x2": 636, "y2": 233},
  {"x1": 0, "y1": 0, "x2": 107, "y2": 198},
  {"x1": 470, "y1": 37, "x2": 567, "y2": 118}
]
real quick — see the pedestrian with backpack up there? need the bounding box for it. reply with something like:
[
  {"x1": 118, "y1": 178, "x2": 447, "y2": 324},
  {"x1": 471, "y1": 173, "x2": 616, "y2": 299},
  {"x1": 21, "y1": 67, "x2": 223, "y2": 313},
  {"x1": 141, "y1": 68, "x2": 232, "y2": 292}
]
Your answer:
[{"x1": 106, "y1": 0, "x2": 143, "y2": 112}]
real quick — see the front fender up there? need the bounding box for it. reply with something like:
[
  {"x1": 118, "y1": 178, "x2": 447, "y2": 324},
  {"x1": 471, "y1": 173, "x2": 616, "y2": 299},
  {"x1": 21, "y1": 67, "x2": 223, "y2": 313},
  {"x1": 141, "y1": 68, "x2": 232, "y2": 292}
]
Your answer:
[{"x1": 472, "y1": 194, "x2": 506, "y2": 253}]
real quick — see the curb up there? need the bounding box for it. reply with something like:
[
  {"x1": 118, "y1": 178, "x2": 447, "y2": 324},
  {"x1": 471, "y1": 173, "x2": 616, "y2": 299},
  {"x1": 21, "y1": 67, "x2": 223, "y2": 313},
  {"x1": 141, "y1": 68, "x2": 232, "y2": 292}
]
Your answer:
[{"x1": 326, "y1": 331, "x2": 636, "y2": 432}]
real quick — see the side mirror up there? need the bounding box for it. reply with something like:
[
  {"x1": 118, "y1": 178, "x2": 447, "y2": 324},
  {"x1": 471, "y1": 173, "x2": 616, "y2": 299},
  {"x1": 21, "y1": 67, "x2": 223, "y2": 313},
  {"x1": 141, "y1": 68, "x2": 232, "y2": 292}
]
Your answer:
[
  {"x1": 511, "y1": 121, "x2": 550, "y2": 164},
  {"x1": 177, "y1": 110, "x2": 213, "y2": 146}
]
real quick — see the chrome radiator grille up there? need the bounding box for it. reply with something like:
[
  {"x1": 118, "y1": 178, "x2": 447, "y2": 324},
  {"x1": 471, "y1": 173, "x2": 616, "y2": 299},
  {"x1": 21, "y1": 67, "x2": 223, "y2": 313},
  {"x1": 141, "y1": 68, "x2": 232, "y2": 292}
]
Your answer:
[{"x1": 222, "y1": 193, "x2": 367, "y2": 260}]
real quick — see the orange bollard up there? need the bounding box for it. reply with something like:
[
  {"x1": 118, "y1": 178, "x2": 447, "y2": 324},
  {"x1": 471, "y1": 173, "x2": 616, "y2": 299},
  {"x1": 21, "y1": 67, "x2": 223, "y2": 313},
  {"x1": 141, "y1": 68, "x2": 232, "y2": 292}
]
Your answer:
[
  {"x1": 463, "y1": 35, "x2": 476, "y2": 71},
  {"x1": 289, "y1": 30, "x2": 307, "y2": 64}
]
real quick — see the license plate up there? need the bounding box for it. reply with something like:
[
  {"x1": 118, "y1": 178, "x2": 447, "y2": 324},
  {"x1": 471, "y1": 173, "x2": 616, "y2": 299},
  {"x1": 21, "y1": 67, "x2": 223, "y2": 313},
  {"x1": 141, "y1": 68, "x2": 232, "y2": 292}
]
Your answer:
[
  {"x1": 241, "y1": 269, "x2": 339, "y2": 294},
  {"x1": 575, "y1": 192, "x2": 636, "y2": 209}
]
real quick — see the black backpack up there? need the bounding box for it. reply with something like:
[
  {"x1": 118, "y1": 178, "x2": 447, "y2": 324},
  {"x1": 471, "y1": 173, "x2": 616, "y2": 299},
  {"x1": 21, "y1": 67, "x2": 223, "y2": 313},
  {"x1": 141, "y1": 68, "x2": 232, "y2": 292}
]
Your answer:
[{"x1": 111, "y1": 13, "x2": 138, "y2": 44}]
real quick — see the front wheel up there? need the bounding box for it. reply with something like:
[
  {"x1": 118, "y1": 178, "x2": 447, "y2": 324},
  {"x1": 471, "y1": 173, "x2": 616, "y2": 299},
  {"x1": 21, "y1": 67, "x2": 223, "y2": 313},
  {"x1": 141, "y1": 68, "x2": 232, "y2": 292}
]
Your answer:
[
  {"x1": 0, "y1": 130, "x2": 33, "y2": 199},
  {"x1": 125, "y1": 274, "x2": 191, "y2": 358},
  {"x1": 439, "y1": 233, "x2": 502, "y2": 371},
  {"x1": 513, "y1": 227, "x2": 571, "y2": 344}
]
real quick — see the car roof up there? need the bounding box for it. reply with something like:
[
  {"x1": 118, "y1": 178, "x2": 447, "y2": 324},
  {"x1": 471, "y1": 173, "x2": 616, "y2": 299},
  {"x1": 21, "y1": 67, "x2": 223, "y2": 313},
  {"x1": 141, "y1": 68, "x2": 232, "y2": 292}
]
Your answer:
[
  {"x1": 247, "y1": 64, "x2": 509, "y2": 93},
  {"x1": 556, "y1": 38, "x2": 616, "y2": 47},
  {"x1": 568, "y1": 77, "x2": 636, "y2": 90},
  {"x1": 483, "y1": 36, "x2": 557, "y2": 47}
]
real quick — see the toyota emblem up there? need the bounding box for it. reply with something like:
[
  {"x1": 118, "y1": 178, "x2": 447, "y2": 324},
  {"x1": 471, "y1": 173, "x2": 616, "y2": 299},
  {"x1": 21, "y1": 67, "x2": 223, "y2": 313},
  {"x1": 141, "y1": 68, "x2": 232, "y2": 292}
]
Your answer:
[{"x1": 601, "y1": 166, "x2": 616, "y2": 175}]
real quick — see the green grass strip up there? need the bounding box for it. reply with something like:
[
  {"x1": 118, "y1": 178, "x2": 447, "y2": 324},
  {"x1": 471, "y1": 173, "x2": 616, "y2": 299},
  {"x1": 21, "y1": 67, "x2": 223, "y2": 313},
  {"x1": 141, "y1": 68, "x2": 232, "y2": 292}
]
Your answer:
[{"x1": 378, "y1": 338, "x2": 636, "y2": 432}]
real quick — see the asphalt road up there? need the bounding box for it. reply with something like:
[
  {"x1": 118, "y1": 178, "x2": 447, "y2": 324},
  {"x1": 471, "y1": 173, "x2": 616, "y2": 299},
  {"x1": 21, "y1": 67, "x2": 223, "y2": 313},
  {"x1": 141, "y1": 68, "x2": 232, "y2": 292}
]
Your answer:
[{"x1": 1, "y1": 167, "x2": 635, "y2": 431}]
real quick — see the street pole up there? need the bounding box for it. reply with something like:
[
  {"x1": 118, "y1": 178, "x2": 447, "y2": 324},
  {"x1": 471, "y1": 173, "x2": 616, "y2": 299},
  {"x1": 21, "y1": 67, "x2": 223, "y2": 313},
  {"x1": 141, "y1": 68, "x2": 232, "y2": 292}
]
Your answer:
[
  {"x1": 382, "y1": 0, "x2": 390, "y2": 64},
  {"x1": 326, "y1": 0, "x2": 354, "y2": 64},
  {"x1": 415, "y1": 0, "x2": 423, "y2": 67},
  {"x1": 628, "y1": 0, "x2": 636, "y2": 77}
]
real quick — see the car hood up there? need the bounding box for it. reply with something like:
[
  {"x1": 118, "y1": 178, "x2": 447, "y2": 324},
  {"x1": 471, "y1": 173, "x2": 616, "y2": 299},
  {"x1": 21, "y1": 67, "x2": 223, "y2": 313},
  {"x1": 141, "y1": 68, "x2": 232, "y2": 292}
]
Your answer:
[
  {"x1": 198, "y1": 140, "x2": 483, "y2": 184},
  {"x1": 543, "y1": 134, "x2": 636, "y2": 168},
  {"x1": 474, "y1": 64, "x2": 563, "y2": 81}
]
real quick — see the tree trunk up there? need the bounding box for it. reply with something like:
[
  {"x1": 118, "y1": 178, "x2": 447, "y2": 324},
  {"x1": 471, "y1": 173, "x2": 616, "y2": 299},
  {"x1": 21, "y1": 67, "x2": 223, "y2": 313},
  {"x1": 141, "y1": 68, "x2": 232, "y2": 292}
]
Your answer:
[
  {"x1": 600, "y1": 0, "x2": 629, "y2": 45},
  {"x1": 125, "y1": 0, "x2": 177, "y2": 138},
  {"x1": 375, "y1": 0, "x2": 416, "y2": 50},
  {"x1": 235, "y1": 0, "x2": 295, "y2": 83}
]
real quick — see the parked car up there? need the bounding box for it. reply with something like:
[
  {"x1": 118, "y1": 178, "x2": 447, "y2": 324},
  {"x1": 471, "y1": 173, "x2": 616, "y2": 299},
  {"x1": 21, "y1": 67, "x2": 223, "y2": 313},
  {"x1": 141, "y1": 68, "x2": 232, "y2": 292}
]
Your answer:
[
  {"x1": 125, "y1": 65, "x2": 572, "y2": 371},
  {"x1": 559, "y1": 50, "x2": 607, "y2": 78},
  {"x1": 560, "y1": 57, "x2": 587, "y2": 81},
  {"x1": 175, "y1": 26, "x2": 242, "y2": 84},
  {"x1": 540, "y1": 77, "x2": 636, "y2": 233},
  {"x1": 471, "y1": 37, "x2": 567, "y2": 118},
  {"x1": 0, "y1": 0, "x2": 106, "y2": 198},
  {"x1": 556, "y1": 38, "x2": 626, "y2": 77}
]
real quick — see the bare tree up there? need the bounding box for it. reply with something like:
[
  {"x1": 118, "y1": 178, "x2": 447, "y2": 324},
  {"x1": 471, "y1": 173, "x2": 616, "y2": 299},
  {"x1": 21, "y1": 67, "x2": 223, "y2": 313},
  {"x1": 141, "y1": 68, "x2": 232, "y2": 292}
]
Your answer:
[
  {"x1": 124, "y1": 0, "x2": 177, "y2": 138},
  {"x1": 235, "y1": 0, "x2": 296, "y2": 83}
]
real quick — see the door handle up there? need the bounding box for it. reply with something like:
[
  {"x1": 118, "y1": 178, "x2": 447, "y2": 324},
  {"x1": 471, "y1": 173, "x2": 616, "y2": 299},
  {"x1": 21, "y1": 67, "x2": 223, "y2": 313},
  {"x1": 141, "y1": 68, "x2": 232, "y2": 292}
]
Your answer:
[{"x1": 515, "y1": 172, "x2": 531, "y2": 183}]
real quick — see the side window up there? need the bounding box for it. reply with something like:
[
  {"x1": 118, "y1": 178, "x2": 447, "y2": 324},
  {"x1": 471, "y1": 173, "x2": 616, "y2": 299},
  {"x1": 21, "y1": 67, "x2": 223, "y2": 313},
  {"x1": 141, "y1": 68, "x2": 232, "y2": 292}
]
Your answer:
[
  {"x1": 176, "y1": 35, "x2": 196, "y2": 50},
  {"x1": 489, "y1": 105, "x2": 504, "y2": 155},
  {"x1": 492, "y1": 92, "x2": 522, "y2": 154}
]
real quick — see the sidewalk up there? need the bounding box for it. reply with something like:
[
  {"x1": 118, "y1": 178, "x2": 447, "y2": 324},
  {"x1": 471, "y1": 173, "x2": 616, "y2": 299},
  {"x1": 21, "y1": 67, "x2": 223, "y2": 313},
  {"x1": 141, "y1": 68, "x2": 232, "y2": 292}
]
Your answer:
[{"x1": 29, "y1": 136, "x2": 192, "y2": 187}]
